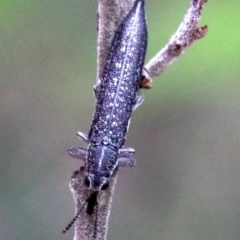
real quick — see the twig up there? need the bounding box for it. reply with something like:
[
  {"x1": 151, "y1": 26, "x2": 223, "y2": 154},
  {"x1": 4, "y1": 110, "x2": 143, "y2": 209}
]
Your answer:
[
  {"x1": 143, "y1": 0, "x2": 208, "y2": 88},
  {"x1": 68, "y1": 0, "x2": 209, "y2": 240}
]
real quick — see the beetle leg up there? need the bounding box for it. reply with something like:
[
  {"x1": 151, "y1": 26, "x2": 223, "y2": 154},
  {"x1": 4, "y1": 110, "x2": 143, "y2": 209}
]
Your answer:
[
  {"x1": 119, "y1": 147, "x2": 135, "y2": 154},
  {"x1": 117, "y1": 148, "x2": 136, "y2": 168},
  {"x1": 132, "y1": 95, "x2": 145, "y2": 111},
  {"x1": 76, "y1": 132, "x2": 89, "y2": 143},
  {"x1": 117, "y1": 154, "x2": 136, "y2": 168},
  {"x1": 67, "y1": 147, "x2": 87, "y2": 161},
  {"x1": 93, "y1": 80, "x2": 101, "y2": 99}
]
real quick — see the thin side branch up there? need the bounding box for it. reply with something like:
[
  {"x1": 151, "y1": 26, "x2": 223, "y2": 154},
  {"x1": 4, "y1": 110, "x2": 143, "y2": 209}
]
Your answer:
[{"x1": 143, "y1": 0, "x2": 208, "y2": 87}]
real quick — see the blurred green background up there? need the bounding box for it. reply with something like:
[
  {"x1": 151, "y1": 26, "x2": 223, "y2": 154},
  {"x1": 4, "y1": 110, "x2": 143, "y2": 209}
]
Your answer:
[{"x1": 1, "y1": 0, "x2": 240, "y2": 240}]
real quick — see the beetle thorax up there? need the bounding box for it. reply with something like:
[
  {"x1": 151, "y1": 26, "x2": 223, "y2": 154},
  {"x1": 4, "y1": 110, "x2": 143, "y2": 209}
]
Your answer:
[{"x1": 85, "y1": 143, "x2": 118, "y2": 190}]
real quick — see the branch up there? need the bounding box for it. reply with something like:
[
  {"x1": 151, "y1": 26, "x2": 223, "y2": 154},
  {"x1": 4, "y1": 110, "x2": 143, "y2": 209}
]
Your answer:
[
  {"x1": 142, "y1": 0, "x2": 208, "y2": 88},
  {"x1": 67, "y1": 0, "x2": 209, "y2": 240}
]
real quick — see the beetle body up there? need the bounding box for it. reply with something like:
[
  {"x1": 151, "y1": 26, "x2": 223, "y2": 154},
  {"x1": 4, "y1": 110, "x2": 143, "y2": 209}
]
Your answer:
[{"x1": 69, "y1": 0, "x2": 147, "y2": 190}]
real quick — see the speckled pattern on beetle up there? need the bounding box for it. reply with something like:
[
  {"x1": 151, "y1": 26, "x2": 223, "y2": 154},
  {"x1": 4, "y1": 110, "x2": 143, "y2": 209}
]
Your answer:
[{"x1": 68, "y1": 0, "x2": 148, "y2": 191}]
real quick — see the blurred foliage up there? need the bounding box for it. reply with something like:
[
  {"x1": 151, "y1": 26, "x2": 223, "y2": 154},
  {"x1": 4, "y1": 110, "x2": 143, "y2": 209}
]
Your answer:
[{"x1": 1, "y1": 0, "x2": 240, "y2": 240}]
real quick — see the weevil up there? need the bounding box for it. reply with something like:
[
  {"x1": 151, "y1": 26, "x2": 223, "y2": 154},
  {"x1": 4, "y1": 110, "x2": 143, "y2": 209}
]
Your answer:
[{"x1": 63, "y1": 0, "x2": 147, "y2": 234}]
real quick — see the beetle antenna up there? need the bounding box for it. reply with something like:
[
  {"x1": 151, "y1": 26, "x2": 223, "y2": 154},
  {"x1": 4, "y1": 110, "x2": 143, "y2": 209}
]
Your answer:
[
  {"x1": 62, "y1": 200, "x2": 87, "y2": 234},
  {"x1": 62, "y1": 191, "x2": 99, "y2": 234}
]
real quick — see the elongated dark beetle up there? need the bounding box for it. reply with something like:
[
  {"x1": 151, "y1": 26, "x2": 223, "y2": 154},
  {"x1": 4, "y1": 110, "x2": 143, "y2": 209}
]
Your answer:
[{"x1": 63, "y1": 0, "x2": 148, "y2": 234}]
